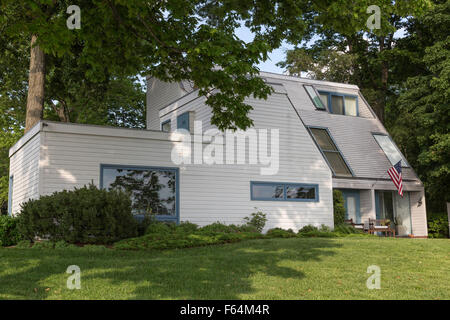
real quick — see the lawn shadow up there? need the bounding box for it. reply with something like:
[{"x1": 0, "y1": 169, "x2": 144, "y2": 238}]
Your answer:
[{"x1": 0, "y1": 238, "x2": 341, "y2": 299}]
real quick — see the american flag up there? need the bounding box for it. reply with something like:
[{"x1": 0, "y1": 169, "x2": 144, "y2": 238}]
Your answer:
[{"x1": 387, "y1": 160, "x2": 403, "y2": 197}]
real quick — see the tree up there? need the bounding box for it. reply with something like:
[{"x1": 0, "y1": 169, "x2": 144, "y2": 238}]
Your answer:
[
  {"x1": 278, "y1": 0, "x2": 431, "y2": 123},
  {"x1": 389, "y1": 0, "x2": 449, "y2": 212},
  {"x1": 1, "y1": 0, "x2": 310, "y2": 132}
]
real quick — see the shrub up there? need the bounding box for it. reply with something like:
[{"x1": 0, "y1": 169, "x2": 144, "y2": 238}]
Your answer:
[
  {"x1": 146, "y1": 221, "x2": 173, "y2": 234},
  {"x1": 177, "y1": 221, "x2": 199, "y2": 233},
  {"x1": 0, "y1": 215, "x2": 21, "y2": 246},
  {"x1": 333, "y1": 190, "x2": 346, "y2": 226},
  {"x1": 334, "y1": 224, "x2": 363, "y2": 234},
  {"x1": 16, "y1": 240, "x2": 32, "y2": 248},
  {"x1": 298, "y1": 225, "x2": 319, "y2": 234},
  {"x1": 266, "y1": 228, "x2": 297, "y2": 238},
  {"x1": 16, "y1": 184, "x2": 138, "y2": 244},
  {"x1": 243, "y1": 209, "x2": 267, "y2": 232},
  {"x1": 427, "y1": 212, "x2": 449, "y2": 238}
]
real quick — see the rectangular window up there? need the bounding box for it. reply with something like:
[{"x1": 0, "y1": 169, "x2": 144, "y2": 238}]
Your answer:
[
  {"x1": 251, "y1": 182, "x2": 318, "y2": 202},
  {"x1": 309, "y1": 127, "x2": 353, "y2": 177},
  {"x1": 319, "y1": 91, "x2": 359, "y2": 116},
  {"x1": 304, "y1": 85, "x2": 326, "y2": 110},
  {"x1": 8, "y1": 175, "x2": 13, "y2": 216},
  {"x1": 161, "y1": 120, "x2": 171, "y2": 132},
  {"x1": 373, "y1": 134, "x2": 409, "y2": 167},
  {"x1": 101, "y1": 165, "x2": 178, "y2": 221},
  {"x1": 177, "y1": 112, "x2": 190, "y2": 131}
]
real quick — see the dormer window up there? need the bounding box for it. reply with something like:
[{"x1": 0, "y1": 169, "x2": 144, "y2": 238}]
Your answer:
[{"x1": 318, "y1": 91, "x2": 358, "y2": 116}]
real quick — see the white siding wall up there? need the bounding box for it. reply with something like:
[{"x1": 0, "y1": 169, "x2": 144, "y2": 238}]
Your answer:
[
  {"x1": 9, "y1": 131, "x2": 41, "y2": 215},
  {"x1": 40, "y1": 90, "x2": 333, "y2": 231},
  {"x1": 146, "y1": 78, "x2": 186, "y2": 130},
  {"x1": 410, "y1": 190, "x2": 428, "y2": 237},
  {"x1": 359, "y1": 189, "x2": 375, "y2": 223}
]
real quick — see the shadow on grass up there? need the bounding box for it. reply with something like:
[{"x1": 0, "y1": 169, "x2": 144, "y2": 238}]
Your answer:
[{"x1": 0, "y1": 238, "x2": 341, "y2": 299}]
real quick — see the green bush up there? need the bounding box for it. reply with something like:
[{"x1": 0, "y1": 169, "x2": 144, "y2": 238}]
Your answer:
[
  {"x1": 427, "y1": 212, "x2": 449, "y2": 238},
  {"x1": 177, "y1": 221, "x2": 199, "y2": 233},
  {"x1": 0, "y1": 215, "x2": 21, "y2": 246},
  {"x1": 16, "y1": 184, "x2": 138, "y2": 244},
  {"x1": 15, "y1": 240, "x2": 32, "y2": 248},
  {"x1": 333, "y1": 190, "x2": 346, "y2": 226},
  {"x1": 199, "y1": 222, "x2": 257, "y2": 234},
  {"x1": 145, "y1": 221, "x2": 173, "y2": 234},
  {"x1": 266, "y1": 228, "x2": 297, "y2": 238},
  {"x1": 243, "y1": 208, "x2": 267, "y2": 232},
  {"x1": 298, "y1": 225, "x2": 319, "y2": 233}
]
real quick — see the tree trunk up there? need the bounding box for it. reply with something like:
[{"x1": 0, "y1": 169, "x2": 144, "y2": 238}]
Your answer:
[
  {"x1": 377, "y1": 36, "x2": 388, "y2": 124},
  {"x1": 25, "y1": 35, "x2": 46, "y2": 133}
]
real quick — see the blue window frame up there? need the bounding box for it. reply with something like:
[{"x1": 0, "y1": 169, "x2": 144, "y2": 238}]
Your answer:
[
  {"x1": 177, "y1": 112, "x2": 190, "y2": 131},
  {"x1": 250, "y1": 181, "x2": 319, "y2": 202},
  {"x1": 100, "y1": 164, "x2": 179, "y2": 223},
  {"x1": 161, "y1": 119, "x2": 171, "y2": 132},
  {"x1": 8, "y1": 175, "x2": 13, "y2": 216},
  {"x1": 318, "y1": 91, "x2": 359, "y2": 116},
  {"x1": 308, "y1": 126, "x2": 354, "y2": 177}
]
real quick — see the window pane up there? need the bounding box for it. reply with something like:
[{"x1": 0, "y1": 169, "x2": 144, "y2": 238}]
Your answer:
[
  {"x1": 103, "y1": 167, "x2": 176, "y2": 216},
  {"x1": 252, "y1": 184, "x2": 284, "y2": 200},
  {"x1": 161, "y1": 121, "x2": 171, "y2": 132},
  {"x1": 331, "y1": 95, "x2": 344, "y2": 114},
  {"x1": 310, "y1": 128, "x2": 337, "y2": 151},
  {"x1": 373, "y1": 134, "x2": 408, "y2": 166},
  {"x1": 320, "y1": 94, "x2": 329, "y2": 109},
  {"x1": 345, "y1": 97, "x2": 357, "y2": 116},
  {"x1": 304, "y1": 85, "x2": 326, "y2": 110},
  {"x1": 324, "y1": 151, "x2": 352, "y2": 176},
  {"x1": 286, "y1": 185, "x2": 316, "y2": 200}
]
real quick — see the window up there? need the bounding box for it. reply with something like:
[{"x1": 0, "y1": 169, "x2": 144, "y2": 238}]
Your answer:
[
  {"x1": 304, "y1": 85, "x2": 326, "y2": 110},
  {"x1": 309, "y1": 127, "x2": 353, "y2": 177},
  {"x1": 319, "y1": 91, "x2": 359, "y2": 116},
  {"x1": 161, "y1": 120, "x2": 171, "y2": 132},
  {"x1": 177, "y1": 112, "x2": 190, "y2": 131},
  {"x1": 100, "y1": 165, "x2": 178, "y2": 221},
  {"x1": 251, "y1": 182, "x2": 318, "y2": 202},
  {"x1": 373, "y1": 134, "x2": 409, "y2": 167},
  {"x1": 8, "y1": 175, "x2": 13, "y2": 216}
]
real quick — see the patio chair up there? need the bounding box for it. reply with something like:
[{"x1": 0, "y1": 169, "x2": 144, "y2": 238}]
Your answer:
[
  {"x1": 368, "y1": 219, "x2": 395, "y2": 237},
  {"x1": 344, "y1": 219, "x2": 366, "y2": 232}
]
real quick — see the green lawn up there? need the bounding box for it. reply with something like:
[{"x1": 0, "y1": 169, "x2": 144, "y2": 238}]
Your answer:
[{"x1": 0, "y1": 238, "x2": 449, "y2": 300}]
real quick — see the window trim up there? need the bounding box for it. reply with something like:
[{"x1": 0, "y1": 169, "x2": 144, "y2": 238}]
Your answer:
[
  {"x1": 318, "y1": 91, "x2": 359, "y2": 116},
  {"x1": 8, "y1": 175, "x2": 13, "y2": 216},
  {"x1": 250, "y1": 181, "x2": 319, "y2": 202},
  {"x1": 99, "y1": 164, "x2": 180, "y2": 223},
  {"x1": 161, "y1": 119, "x2": 171, "y2": 132},
  {"x1": 307, "y1": 126, "x2": 355, "y2": 177},
  {"x1": 177, "y1": 112, "x2": 190, "y2": 131},
  {"x1": 371, "y1": 132, "x2": 410, "y2": 168},
  {"x1": 304, "y1": 85, "x2": 326, "y2": 111}
]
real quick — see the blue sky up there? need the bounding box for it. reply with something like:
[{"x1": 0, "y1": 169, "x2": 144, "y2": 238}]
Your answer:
[{"x1": 235, "y1": 26, "x2": 294, "y2": 74}]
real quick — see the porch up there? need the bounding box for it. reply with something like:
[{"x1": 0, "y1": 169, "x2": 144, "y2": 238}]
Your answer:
[{"x1": 334, "y1": 182, "x2": 428, "y2": 237}]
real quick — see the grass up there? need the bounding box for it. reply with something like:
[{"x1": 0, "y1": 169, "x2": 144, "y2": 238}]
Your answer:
[{"x1": 0, "y1": 237, "x2": 449, "y2": 300}]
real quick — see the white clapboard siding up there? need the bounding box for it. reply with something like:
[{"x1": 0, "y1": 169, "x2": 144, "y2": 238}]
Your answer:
[
  {"x1": 37, "y1": 87, "x2": 333, "y2": 231},
  {"x1": 146, "y1": 78, "x2": 186, "y2": 130},
  {"x1": 409, "y1": 190, "x2": 428, "y2": 237},
  {"x1": 8, "y1": 126, "x2": 41, "y2": 215}
]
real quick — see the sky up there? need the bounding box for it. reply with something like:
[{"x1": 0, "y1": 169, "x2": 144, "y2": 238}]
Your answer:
[{"x1": 235, "y1": 26, "x2": 294, "y2": 74}]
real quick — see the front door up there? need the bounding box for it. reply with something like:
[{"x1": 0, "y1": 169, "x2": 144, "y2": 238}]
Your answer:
[{"x1": 342, "y1": 190, "x2": 361, "y2": 223}]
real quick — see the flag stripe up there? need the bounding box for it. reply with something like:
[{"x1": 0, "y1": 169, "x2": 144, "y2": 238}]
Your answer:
[{"x1": 387, "y1": 161, "x2": 403, "y2": 197}]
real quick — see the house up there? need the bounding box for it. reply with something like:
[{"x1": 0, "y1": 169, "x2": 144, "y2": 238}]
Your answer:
[{"x1": 8, "y1": 71, "x2": 428, "y2": 236}]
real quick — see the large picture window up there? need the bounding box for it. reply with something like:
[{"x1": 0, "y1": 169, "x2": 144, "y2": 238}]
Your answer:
[
  {"x1": 309, "y1": 127, "x2": 353, "y2": 177},
  {"x1": 251, "y1": 182, "x2": 318, "y2": 202},
  {"x1": 101, "y1": 165, "x2": 179, "y2": 221}
]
